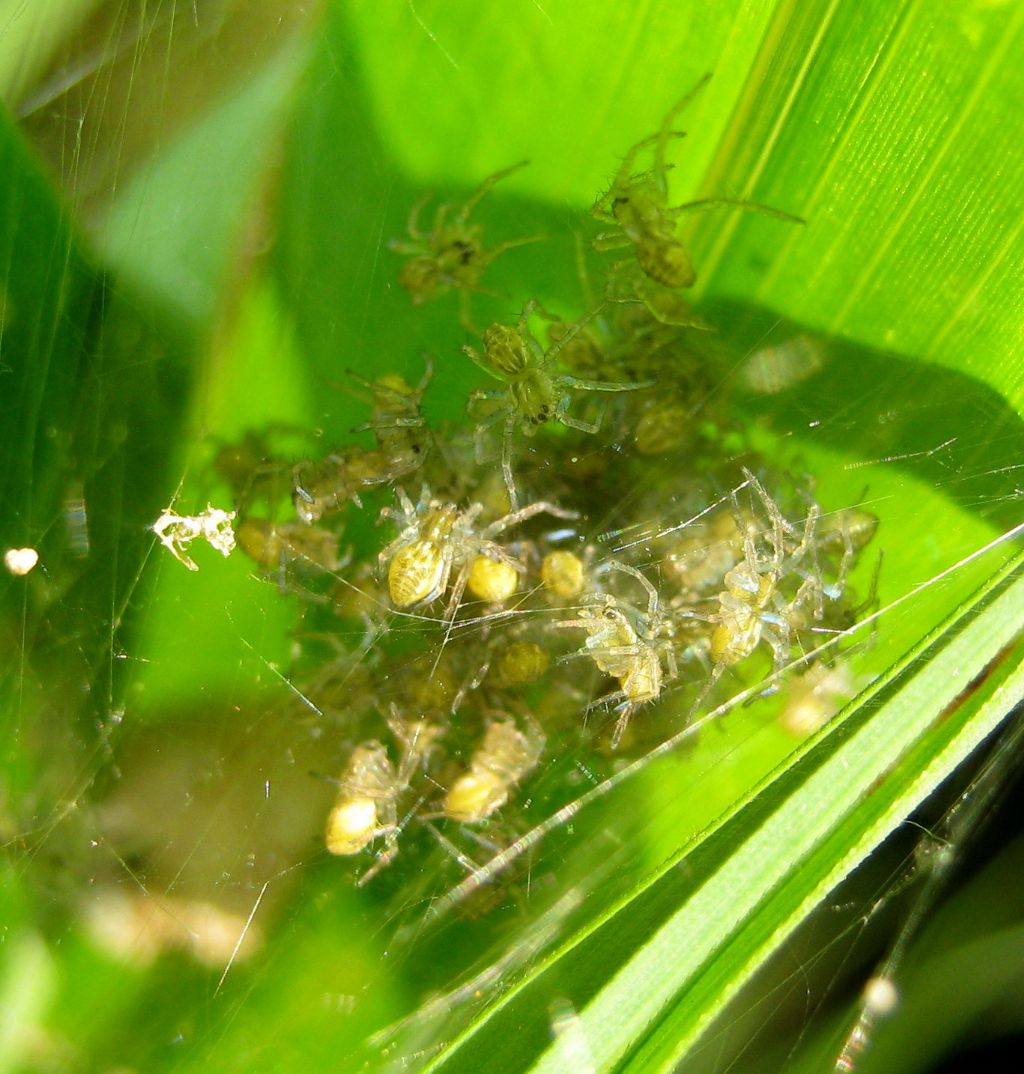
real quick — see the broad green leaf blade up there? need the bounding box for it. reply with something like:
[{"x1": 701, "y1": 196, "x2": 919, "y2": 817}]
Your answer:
[
  {"x1": 619, "y1": 562, "x2": 1024, "y2": 1072},
  {"x1": 347, "y1": 0, "x2": 1024, "y2": 411},
  {"x1": 691, "y1": 0, "x2": 1024, "y2": 411},
  {"x1": 421, "y1": 533, "x2": 1024, "y2": 1073},
  {"x1": 266, "y1": 2, "x2": 1024, "y2": 1070},
  {"x1": 347, "y1": 0, "x2": 778, "y2": 205},
  {"x1": 5, "y1": 1, "x2": 1023, "y2": 1072}
]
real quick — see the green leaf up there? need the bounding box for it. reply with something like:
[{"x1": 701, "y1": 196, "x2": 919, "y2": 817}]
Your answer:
[
  {"x1": 0, "y1": 103, "x2": 92, "y2": 566},
  {"x1": 294, "y1": 0, "x2": 1023, "y2": 1068},
  {"x1": 692, "y1": 0, "x2": 1024, "y2": 412},
  {"x1": 0, "y1": 0, "x2": 99, "y2": 106},
  {"x1": 414, "y1": 536, "x2": 1024, "y2": 1073},
  {"x1": 98, "y1": 43, "x2": 307, "y2": 324},
  {"x1": 4, "y1": 1, "x2": 1024, "y2": 1072}
]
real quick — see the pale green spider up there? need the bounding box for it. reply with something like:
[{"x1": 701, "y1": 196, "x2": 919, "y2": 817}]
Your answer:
[{"x1": 463, "y1": 300, "x2": 650, "y2": 505}]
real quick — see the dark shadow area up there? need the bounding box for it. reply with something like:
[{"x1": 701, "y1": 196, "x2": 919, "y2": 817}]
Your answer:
[{"x1": 698, "y1": 298, "x2": 1024, "y2": 533}]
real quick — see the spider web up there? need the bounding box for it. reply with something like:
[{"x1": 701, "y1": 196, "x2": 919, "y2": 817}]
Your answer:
[{"x1": 2, "y1": 4, "x2": 1024, "y2": 1074}]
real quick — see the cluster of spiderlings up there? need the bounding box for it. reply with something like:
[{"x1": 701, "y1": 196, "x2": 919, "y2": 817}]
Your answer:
[{"x1": 212, "y1": 82, "x2": 874, "y2": 886}]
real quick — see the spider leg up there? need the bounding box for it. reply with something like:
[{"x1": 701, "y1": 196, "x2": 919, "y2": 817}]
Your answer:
[
  {"x1": 560, "y1": 373, "x2": 654, "y2": 393},
  {"x1": 456, "y1": 159, "x2": 530, "y2": 223},
  {"x1": 792, "y1": 501, "x2": 822, "y2": 562},
  {"x1": 652, "y1": 72, "x2": 711, "y2": 173},
  {"x1": 356, "y1": 415, "x2": 427, "y2": 434},
  {"x1": 411, "y1": 355, "x2": 434, "y2": 394},
  {"x1": 519, "y1": 297, "x2": 560, "y2": 323},
  {"x1": 357, "y1": 844, "x2": 398, "y2": 886},
  {"x1": 356, "y1": 794, "x2": 426, "y2": 887},
  {"x1": 401, "y1": 486, "x2": 423, "y2": 516},
  {"x1": 556, "y1": 399, "x2": 602, "y2": 435},
  {"x1": 596, "y1": 132, "x2": 687, "y2": 218},
  {"x1": 551, "y1": 617, "x2": 598, "y2": 633},
  {"x1": 478, "y1": 539, "x2": 528, "y2": 572},
  {"x1": 739, "y1": 467, "x2": 793, "y2": 532},
  {"x1": 607, "y1": 561, "x2": 659, "y2": 619},
  {"x1": 610, "y1": 138, "x2": 660, "y2": 186},
  {"x1": 824, "y1": 519, "x2": 856, "y2": 602},
  {"x1": 730, "y1": 483, "x2": 762, "y2": 571},
  {"x1": 441, "y1": 557, "x2": 470, "y2": 625},
  {"x1": 592, "y1": 229, "x2": 633, "y2": 252},
  {"x1": 791, "y1": 503, "x2": 824, "y2": 621},
  {"x1": 483, "y1": 497, "x2": 577, "y2": 538},
  {"x1": 449, "y1": 656, "x2": 491, "y2": 718},
  {"x1": 662, "y1": 641, "x2": 679, "y2": 684},
  {"x1": 431, "y1": 555, "x2": 475, "y2": 680},
  {"x1": 431, "y1": 199, "x2": 452, "y2": 237},
  {"x1": 387, "y1": 711, "x2": 437, "y2": 785},
  {"x1": 688, "y1": 662, "x2": 726, "y2": 722},
  {"x1": 571, "y1": 643, "x2": 643, "y2": 663},
  {"x1": 422, "y1": 821, "x2": 486, "y2": 874},
  {"x1": 763, "y1": 620, "x2": 793, "y2": 677},
  {"x1": 544, "y1": 301, "x2": 607, "y2": 364},
  {"x1": 501, "y1": 415, "x2": 519, "y2": 509},
  {"x1": 671, "y1": 197, "x2": 804, "y2": 226},
  {"x1": 469, "y1": 406, "x2": 507, "y2": 469},
  {"x1": 405, "y1": 191, "x2": 434, "y2": 240},
  {"x1": 458, "y1": 291, "x2": 480, "y2": 334},
  {"x1": 482, "y1": 234, "x2": 547, "y2": 260},
  {"x1": 485, "y1": 498, "x2": 580, "y2": 537},
  {"x1": 608, "y1": 159, "x2": 679, "y2": 196},
  {"x1": 467, "y1": 387, "x2": 508, "y2": 413},
  {"x1": 388, "y1": 238, "x2": 427, "y2": 255},
  {"x1": 463, "y1": 344, "x2": 510, "y2": 383},
  {"x1": 611, "y1": 702, "x2": 637, "y2": 749}
]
